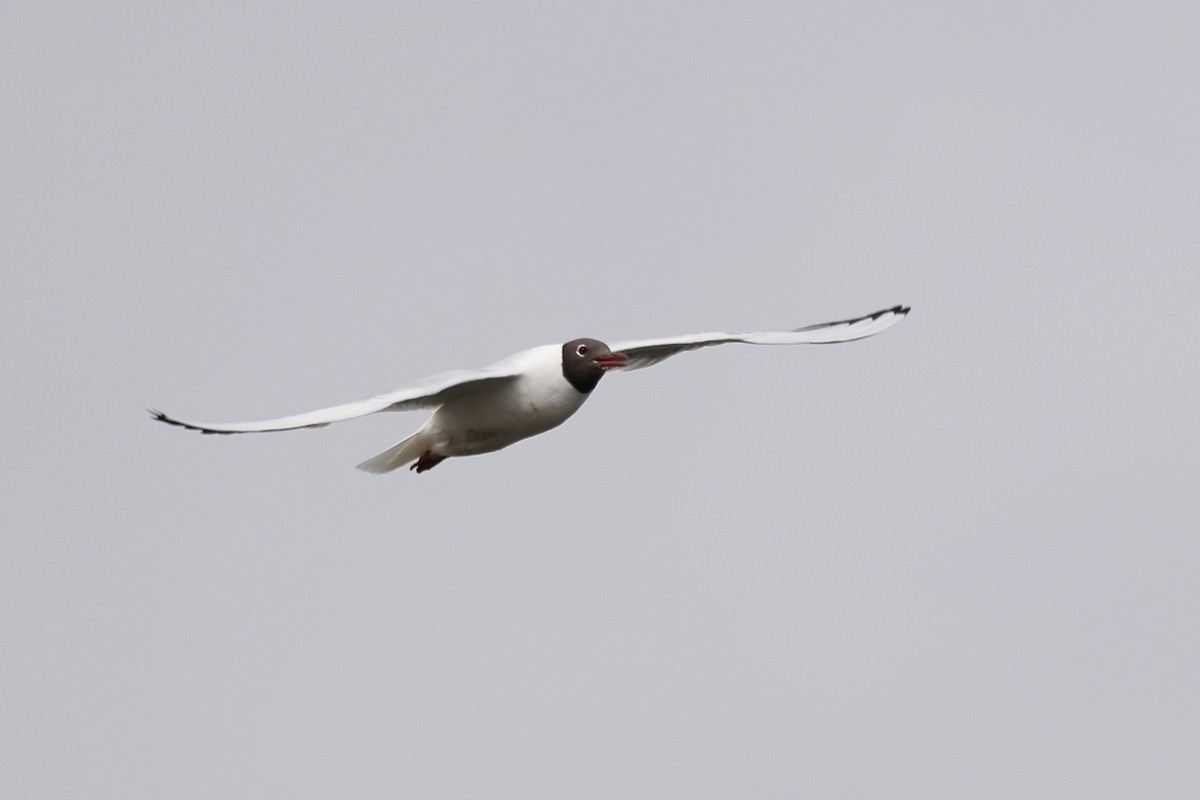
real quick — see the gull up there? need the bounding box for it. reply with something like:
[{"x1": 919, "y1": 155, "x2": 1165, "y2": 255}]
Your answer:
[{"x1": 152, "y1": 305, "x2": 910, "y2": 474}]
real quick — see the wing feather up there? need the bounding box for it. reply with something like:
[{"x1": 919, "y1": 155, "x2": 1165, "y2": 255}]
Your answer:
[
  {"x1": 150, "y1": 365, "x2": 522, "y2": 435},
  {"x1": 609, "y1": 305, "x2": 909, "y2": 371}
]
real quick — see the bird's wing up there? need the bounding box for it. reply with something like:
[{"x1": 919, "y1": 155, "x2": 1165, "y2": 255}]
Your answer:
[
  {"x1": 150, "y1": 364, "x2": 524, "y2": 435},
  {"x1": 608, "y1": 305, "x2": 910, "y2": 371}
]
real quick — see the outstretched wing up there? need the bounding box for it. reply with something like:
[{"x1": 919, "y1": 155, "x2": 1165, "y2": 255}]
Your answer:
[
  {"x1": 609, "y1": 305, "x2": 910, "y2": 371},
  {"x1": 150, "y1": 364, "x2": 523, "y2": 435}
]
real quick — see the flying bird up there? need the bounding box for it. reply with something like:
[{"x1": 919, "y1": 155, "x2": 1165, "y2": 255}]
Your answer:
[{"x1": 152, "y1": 305, "x2": 910, "y2": 474}]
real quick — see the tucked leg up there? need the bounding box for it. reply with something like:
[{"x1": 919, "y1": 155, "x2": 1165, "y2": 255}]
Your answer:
[{"x1": 410, "y1": 451, "x2": 447, "y2": 473}]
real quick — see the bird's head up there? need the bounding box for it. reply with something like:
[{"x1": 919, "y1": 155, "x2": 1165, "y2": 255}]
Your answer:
[{"x1": 561, "y1": 338, "x2": 628, "y2": 393}]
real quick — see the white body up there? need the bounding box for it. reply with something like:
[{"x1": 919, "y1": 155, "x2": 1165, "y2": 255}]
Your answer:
[
  {"x1": 353, "y1": 344, "x2": 593, "y2": 474},
  {"x1": 422, "y1": 345, "x2": 587, "y2": 456}
]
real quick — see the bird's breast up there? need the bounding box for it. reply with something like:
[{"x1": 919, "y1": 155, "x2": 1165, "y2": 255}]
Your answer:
[{"x1": 427, "y1": 368, "x2": 590, "y2": 456}]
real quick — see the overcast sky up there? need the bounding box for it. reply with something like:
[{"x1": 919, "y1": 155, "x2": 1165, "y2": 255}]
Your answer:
[{"x1": 3, "y1": 1, "x2": 1198, "y2": 798}]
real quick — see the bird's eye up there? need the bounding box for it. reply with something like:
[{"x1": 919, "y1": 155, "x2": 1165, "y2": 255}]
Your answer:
[{"x1": 576, "y1": 344, "x2": 589, "y2": 356}]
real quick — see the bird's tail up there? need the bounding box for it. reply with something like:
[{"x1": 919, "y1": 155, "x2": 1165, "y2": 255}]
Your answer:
[{"x1": 355, "y1": 429, "x2": 429, "y2": 475}]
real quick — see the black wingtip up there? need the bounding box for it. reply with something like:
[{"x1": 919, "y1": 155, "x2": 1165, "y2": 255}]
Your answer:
[
  {"x1": 148, "y1": 408, "x2": 236, "y2": 435},
  {"x1": 794, "y1": 304, "x2": 912, "y2": 334},
  {"x1": 872, "y1": 304, "x2": 911, "y2": 320}
]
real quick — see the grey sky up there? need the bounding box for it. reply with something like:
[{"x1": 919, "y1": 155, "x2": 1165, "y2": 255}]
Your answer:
[{"x1": 3, "y1": 1, "x2": 1197, "y2": 798}]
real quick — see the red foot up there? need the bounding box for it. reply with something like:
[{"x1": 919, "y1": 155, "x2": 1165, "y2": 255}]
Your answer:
[{"x1": 410, "y1": 451, "x2": 446, "y2": 473}]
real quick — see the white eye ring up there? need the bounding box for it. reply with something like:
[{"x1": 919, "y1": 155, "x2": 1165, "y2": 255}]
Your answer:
[{"x1": 576, "y1": 344, "x2": 589, "y2": 356}]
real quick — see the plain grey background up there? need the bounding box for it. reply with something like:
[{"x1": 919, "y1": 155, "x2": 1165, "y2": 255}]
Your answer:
[{"x1": 3, "y1": 1, "x2": 1197, "y2": 798}]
